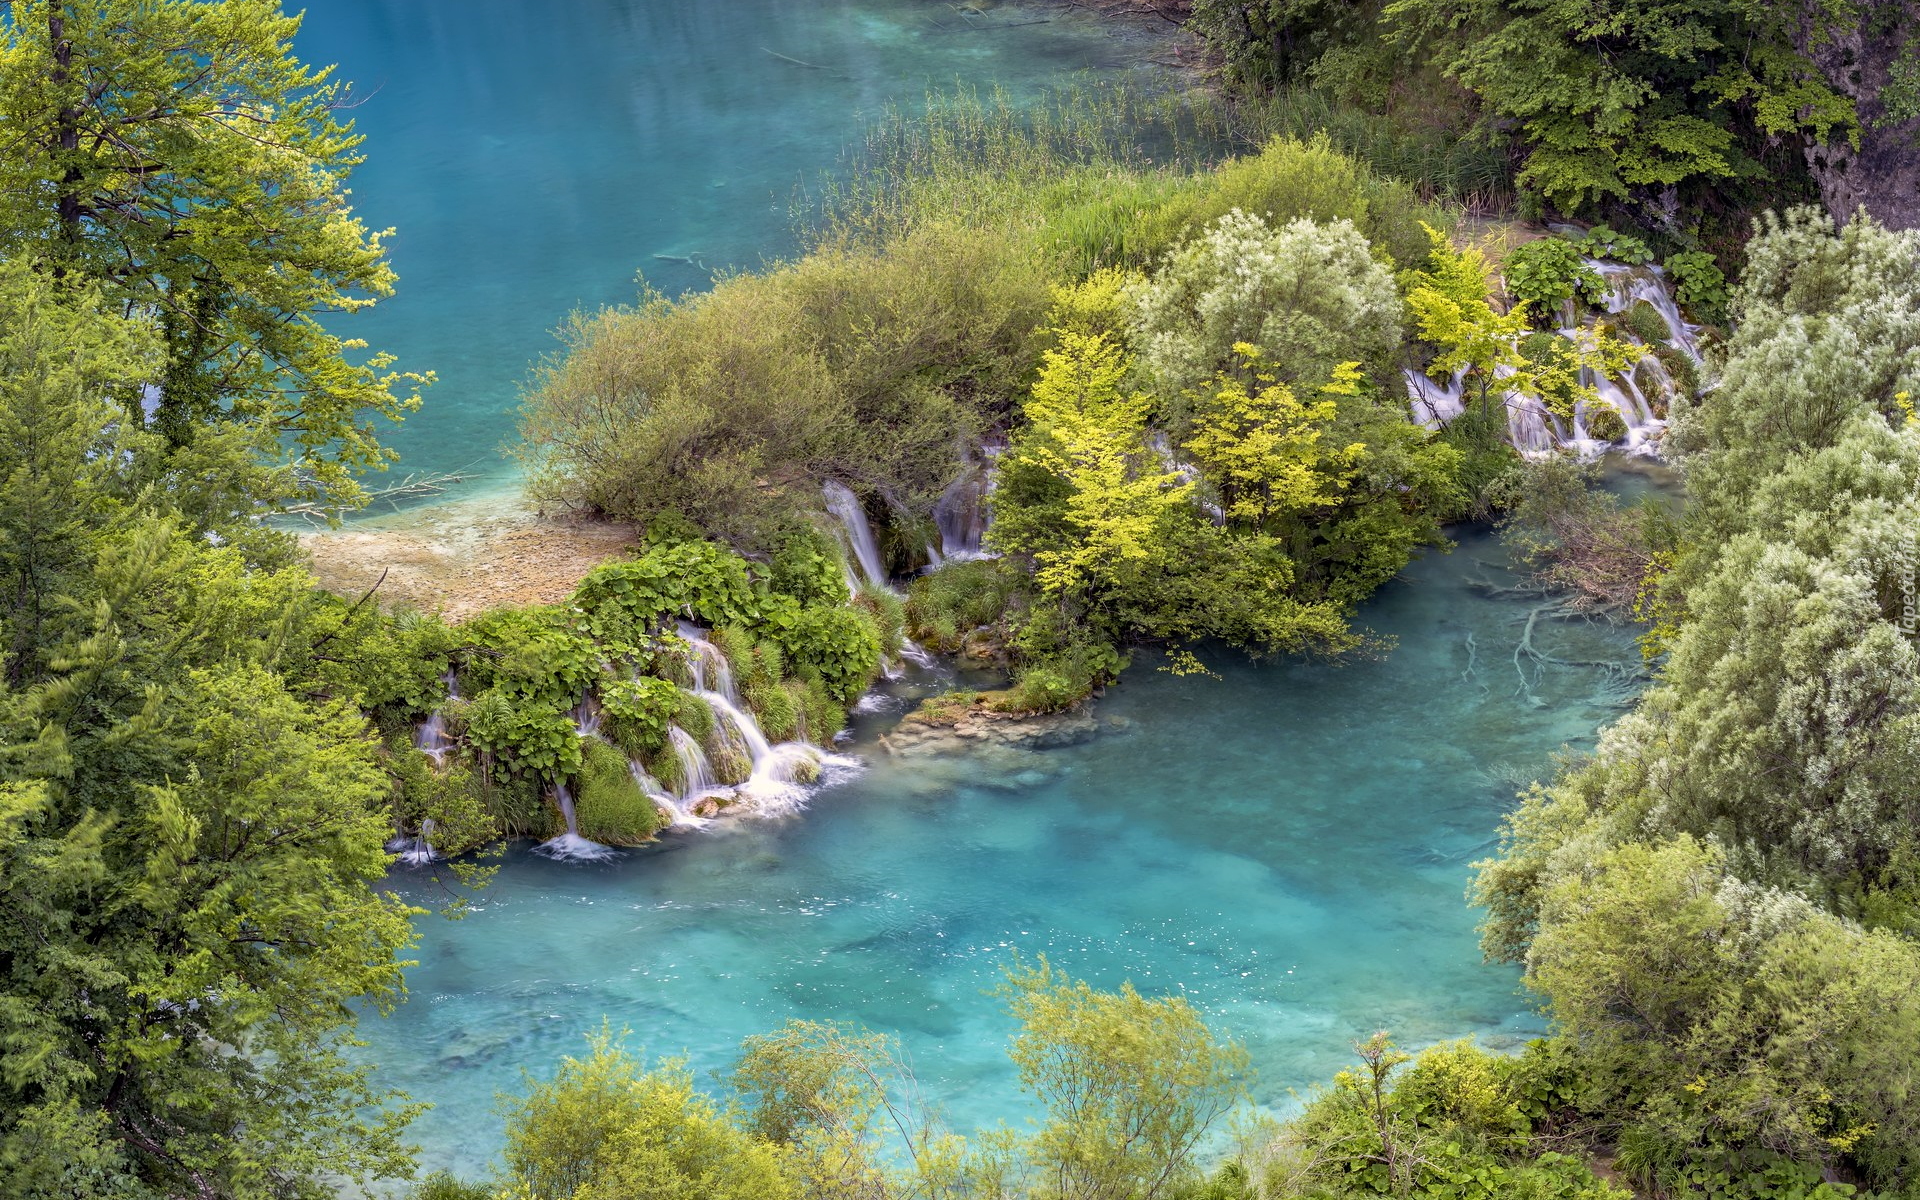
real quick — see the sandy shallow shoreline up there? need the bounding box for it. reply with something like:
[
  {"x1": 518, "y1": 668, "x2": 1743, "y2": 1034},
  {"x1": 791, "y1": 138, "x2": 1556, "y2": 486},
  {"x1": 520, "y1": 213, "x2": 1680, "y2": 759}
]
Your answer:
[{"x1": 300, "y1": 488, "x2": 636, "y2": 621}]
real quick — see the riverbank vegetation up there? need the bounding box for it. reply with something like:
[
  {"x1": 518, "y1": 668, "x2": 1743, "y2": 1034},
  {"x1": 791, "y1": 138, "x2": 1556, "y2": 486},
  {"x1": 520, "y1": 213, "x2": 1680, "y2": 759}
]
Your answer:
[
  {"x1": 529, "y1": 92, "x2": 1693, "y2": 711},
  {"x1": 4, "y1": 0, "x2": 1920, "y2": 1197}
]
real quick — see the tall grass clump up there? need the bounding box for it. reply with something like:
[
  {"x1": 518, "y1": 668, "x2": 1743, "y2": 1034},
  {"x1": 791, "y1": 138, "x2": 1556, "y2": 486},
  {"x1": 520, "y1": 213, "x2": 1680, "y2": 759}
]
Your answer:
[
  {"x1": 1229, "y1": 86, "x2": 1516, "y2": 211},
  {"x1": 805, "y1": 82, "x2": 1230, "y2": 253}
]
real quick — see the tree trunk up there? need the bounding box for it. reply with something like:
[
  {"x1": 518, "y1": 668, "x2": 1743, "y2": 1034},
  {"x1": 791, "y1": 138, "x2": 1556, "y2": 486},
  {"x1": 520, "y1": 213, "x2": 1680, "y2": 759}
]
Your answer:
[{"x1": 48, "y1": 4, "x2": 86, "y2": 262}]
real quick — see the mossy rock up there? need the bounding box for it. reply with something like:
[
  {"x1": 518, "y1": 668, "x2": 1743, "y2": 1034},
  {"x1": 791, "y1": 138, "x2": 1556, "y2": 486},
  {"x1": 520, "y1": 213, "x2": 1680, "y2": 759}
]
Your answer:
[
  {"x1": 674, "y1": 688, "x2": 715, "y2": 742},
  {"x1": 744, "y1": 675, "x2": 799, "y2": 742},
  {"x1": 1650, "y1": 346, "x2": 1700, "y2": 402},
  {"x1": 902, "y1": 690, "x2": 981, "y2": 728},
  {"x1": 708, "y1": 737, "x2": 752, "y2": 786},
  {"x1": 1519, "y1": 331, "x2": 1569, "y2": 369},
  {"x1": 1583, "y1": 404, "x2": 1628, "y2": 442},
  {"x1": 573, "y1": 737, "x2": 665, "y2": 845},
  {"x1": 1623, "y1": 298, "x2": 1670, "y2": 345}
]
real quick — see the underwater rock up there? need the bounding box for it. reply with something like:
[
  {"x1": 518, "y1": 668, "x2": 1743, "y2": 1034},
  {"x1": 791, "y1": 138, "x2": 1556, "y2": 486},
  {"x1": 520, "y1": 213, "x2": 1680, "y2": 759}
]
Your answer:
[{"x1": 883, "y1": 693, "x2": 1105, "y2": 758}]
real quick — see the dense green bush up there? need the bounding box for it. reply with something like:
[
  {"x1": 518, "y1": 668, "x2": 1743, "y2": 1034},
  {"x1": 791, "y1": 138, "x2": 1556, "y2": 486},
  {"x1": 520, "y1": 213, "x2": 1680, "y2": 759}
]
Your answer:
[
  {"x1": 572, "y1": 738, "x2": 665, "y2": 845},
  {"x1": 1470, "y1": 210, "x2": 1920, "y2": 1195},
  {"x1": 1129, "y1": 209, "x2": 1404, "y2": 410},
  {"x1": 522, "y1": 221, "x2": 1051, "y2": 549},
  {"x1": 769, "y1": 605, "x2": 883, "y2": 706},
  {"x1": 907, "y1": 558, "x2": 1023, "y2": 653},
  {"x1": 1128, "y1": 135, "x2": 1442, "y2": 275},
  {"x1": 1500, "y1": 238, "x2": 1603, "y2": 325},
  {"x1": 1268, "y1": 1036, "x2": 1627, "y2": 1199}
]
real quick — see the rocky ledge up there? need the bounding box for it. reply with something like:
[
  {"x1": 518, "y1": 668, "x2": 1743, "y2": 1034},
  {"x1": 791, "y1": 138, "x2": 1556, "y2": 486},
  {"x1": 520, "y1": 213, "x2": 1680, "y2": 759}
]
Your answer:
[{"x1": 881, "y1": 691, "x2": 1131, "y2": 758}]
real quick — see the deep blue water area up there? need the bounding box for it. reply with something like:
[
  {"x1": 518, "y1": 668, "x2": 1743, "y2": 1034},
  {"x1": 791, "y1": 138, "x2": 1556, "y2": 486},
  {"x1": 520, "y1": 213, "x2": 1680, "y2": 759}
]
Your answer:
[
  {"x1": 365, "y1": 526, "x2": 1644, "y2": 1178},
  {"x1": 297, "y1": 0, "x2": 1174, "y2": 492}
]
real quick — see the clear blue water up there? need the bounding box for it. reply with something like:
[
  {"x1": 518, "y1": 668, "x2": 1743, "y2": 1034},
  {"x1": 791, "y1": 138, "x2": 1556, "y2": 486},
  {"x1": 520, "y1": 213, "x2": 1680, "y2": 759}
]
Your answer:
[
  {"x1": 364, "y1": 526, "x2": 1644, "y2": 1178},
  {"x1": 297, "y1": 0, "x2": 1174, "y2": 491}
]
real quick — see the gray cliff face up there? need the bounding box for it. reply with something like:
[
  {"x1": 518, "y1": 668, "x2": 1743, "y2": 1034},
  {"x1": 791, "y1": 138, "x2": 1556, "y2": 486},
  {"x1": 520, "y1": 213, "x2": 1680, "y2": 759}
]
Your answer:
[{"x1": 1799, "y1": 1, "x2": 1920, "y2": 230}]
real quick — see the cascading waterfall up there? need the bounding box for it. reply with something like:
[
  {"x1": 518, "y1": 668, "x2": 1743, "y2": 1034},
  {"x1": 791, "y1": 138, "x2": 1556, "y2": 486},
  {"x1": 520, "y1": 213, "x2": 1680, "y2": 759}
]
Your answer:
[
  {"x1": 414, "y1": 670, "x2": 458, "y2": 763},
  {"x1": 394, "y1": 674, "x2": 460, "y2": 862},
  {"x1": 932, "y1": 460, "x2": 995, "y2": 562},
  {"x1": 823, "y1": 481, "x2": 888, "y2": 591},
  {"x1": 1594, "y1": 262, "x2": 1703, "y2": 363},
  {"x1": 538, "y1": 782, "x2": 616, "y2": 862},
  {"x1": 1403, "y1": 257, "x2": 1704, "y2": 460},
  {"x1": 676, "y1": 621, "x2": 734, "y2": 697},
  {"x1": 820, "y1": 482, "x2": 942, "y2": 671},
  {"x1": 667, "y1": 623, "x2": 861, "y2": 819}
]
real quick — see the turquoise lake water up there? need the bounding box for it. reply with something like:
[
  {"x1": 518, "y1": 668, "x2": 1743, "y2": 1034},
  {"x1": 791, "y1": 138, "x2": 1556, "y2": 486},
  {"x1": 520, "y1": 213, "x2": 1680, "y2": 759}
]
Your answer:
[
  {"x1": 366, "y1": 525, "x2": 1643, "y2": 1178},
  {"x1": 303, "y1": 2, "x2": 1651, "y2": 1178},
  {"x1": 297, "y1": 0, "x2": 1175, "y2": 492}
]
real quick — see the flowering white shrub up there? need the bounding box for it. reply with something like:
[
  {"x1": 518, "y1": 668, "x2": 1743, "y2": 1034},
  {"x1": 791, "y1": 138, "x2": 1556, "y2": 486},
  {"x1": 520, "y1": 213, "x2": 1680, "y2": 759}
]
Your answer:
[{"x1": 1127, "y1": 209, "x2": 1402, "y2": 409}]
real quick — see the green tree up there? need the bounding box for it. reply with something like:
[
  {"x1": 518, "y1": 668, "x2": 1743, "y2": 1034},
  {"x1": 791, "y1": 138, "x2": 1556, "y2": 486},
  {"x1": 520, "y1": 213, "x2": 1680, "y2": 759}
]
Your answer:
[
  {"x1": 1386, "y1": 0, "x2": 1858, "y2": 212},
  {"x1": 1181, "y1": 347, "x2": 1366, "y2": 533},
  {"x1": 0, "y1": 266, "x2": 424, "y2": 1199},
  {"x1": 0, "y1": 0, "x2": 426, "y2": 509},
  {"x1": 998, "y1": 958, "x2": 1250, "y2": 1200},
  {"x1": 498, "y1": 1027, "x2": 795, "y2": 1200},
  {"x1": 1129, "y1": 210, "x2": 1403, "y2": 419}
]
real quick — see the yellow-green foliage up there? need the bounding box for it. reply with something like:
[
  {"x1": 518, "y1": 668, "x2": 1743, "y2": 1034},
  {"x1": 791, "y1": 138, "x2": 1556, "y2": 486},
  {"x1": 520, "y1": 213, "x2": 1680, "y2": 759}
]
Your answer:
[
  {"x1": 497, "y1": 1027, "x2": 795, "y2": 1200},
  {"x1": 1182, "y1": 347, "x2": 1366, "y2": 530},
  {"x1": 573, "y1": 738, "x2": 663, "y2": 846},
  {"x1": 998, "y1": 330, "x2": 1192, "y2": 605},
  {"x1": 1130, "y1": 134, "x2": 1442, "y2": 272},
  {"x1": 998, "y1": 957, "x2": 1249, "y2": 1199},
  {"x1": 522, "y1": 221, "x2": 1051, "y2": 547},
  {"x1": 1405, "y1": 225, "x2": 1640, "y2": 423}
]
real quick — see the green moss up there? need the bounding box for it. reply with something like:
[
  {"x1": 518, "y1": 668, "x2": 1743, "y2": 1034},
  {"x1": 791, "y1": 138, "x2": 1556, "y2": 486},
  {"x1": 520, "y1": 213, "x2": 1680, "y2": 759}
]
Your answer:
[
  {"x1": 744, "y1": 674, "x2": 799, "y2": 742},
  {"x1": 640, "y1": 742, "x2": 682, "y2": 793},
  {"x1": 911, "y1": 690, "x2": 980, "y2": 726},
  {"x1": 1623, "y1": 298, "x2": 1670, "y2": 345},
  {"x1": 573, "y1": 737, "x2": 665, "y2": 845},
  {"x1": 793, "y1": 678, "x2": 847, "y2": 745},
  {"x1": 674, "y1": 689, "x2": 715, "y2": 743},
  {"x1": 1583, "y1": 404, "x2": 1628, "y2": 442},
  {"x1": 1652, "y1": 346, "x2": 1700, "y2": 399},
  {"x1": 708, "y1": 735, "x2": 752, "y2": 787},
  {"x1": 713, "y1": 626, "x2": 763, "y2": 687}
]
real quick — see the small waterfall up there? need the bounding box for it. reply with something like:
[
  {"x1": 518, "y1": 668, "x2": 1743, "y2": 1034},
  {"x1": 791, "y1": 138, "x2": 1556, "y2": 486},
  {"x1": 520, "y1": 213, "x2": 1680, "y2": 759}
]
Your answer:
[
  {"x1": 933, "y1": 464, "x2": 994, "y2": 561},
  {"x1": 571, "y1": 697, "x2": 601, "y2": 739},
  {"x1": 414, "y1": 671, "x2": 458, "y2": 762},
  {"x1": 1408, "y1": 257, "x2": 1701, "y2": 459},
  {"x1": 537, "y1": 783, "x2": 616, "y2": 861},
  {"x1": 1591, "y1": 261, "x2": 1704, "y2": 363},
  {"x1": 635, "y1": 754, "x2": 708, "y2": 830},
  {"x1": 391, "y1": 817, "x2": 438, "y2": 865},
  {"x1": 676, "y1": 622, "x2": 736, "y2": 700},
  {"x1": 1403, "y1": 367, "x2": 1467, "y2": 428},
  {"x1": 823, "y1": 480, "x2": 888, "y2": 590},
  {"x1": 697, "y1": 688, "x2": 854, "y2": 814}
]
